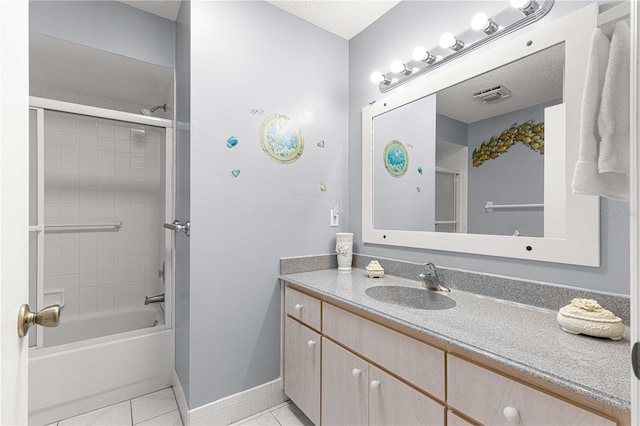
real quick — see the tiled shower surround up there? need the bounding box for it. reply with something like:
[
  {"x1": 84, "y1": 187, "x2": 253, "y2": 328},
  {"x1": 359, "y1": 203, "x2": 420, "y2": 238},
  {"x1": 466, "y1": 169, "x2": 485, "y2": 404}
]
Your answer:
[{"x1": 42, "y1": 110, "x2": 165, "y2": 318}]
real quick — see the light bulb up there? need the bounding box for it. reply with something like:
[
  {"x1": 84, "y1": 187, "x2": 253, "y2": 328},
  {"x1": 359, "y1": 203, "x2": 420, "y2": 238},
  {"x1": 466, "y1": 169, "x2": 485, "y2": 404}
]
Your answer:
[
  {"x1": 412, "y1": 46, "x2": 426, "y2": 61},
  {"x1": 471, "y1": 12, "x2": 489, "y2": 30},
  {"x1": 511, "y1": 0, "x2": 537, "y2": 15},
  {"x1": 390, "y1": 60, "x2": 411, "y2": 75},
  {"x1": 510, "y1": 0, "x2": 530, "y2": 8},
  {"x1": 471, "y1": 12, "x2": 498, "y2": 34},
  {"x1": 390, "y1": 60, "x2": 404, "y2": 73},
  {"x1": 412, "y1": 46, "x2": 436, "y2": 64},
  {"x1": 370, "y1": 71, "x2": 384, "y2": 84},
  {"x1": 439, "y1": 32, "x2": 464, "y2": 51}
]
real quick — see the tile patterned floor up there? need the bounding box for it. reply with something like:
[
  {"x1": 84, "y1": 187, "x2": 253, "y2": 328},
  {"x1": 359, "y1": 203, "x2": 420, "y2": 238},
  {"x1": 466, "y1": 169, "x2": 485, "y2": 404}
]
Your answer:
[
  {"x1": 46, "y1": 388, "x2": 311, "y2": 426},
  {"x1": 230, "y1": 401, "x2": 312, "y2": 426},
  {"x1": 48, "y1": 388, "x2": 181, "y2": 426}
]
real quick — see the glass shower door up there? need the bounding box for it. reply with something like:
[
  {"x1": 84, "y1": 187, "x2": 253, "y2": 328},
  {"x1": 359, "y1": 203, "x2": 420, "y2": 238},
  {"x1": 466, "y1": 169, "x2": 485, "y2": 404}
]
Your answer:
[{"x1": 29, "y1": 107, "x2": 170, "y2": 348}]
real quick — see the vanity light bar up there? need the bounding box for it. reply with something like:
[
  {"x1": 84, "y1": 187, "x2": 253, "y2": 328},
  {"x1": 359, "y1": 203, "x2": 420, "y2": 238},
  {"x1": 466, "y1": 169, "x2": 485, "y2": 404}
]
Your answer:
[{"x1": 373, "y1": 0, "x2": 554, "y2": 93}]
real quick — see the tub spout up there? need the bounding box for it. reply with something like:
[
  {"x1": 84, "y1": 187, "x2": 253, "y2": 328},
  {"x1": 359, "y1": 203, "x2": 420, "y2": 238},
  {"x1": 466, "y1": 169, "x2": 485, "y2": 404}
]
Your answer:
[{"x1": 145, "y1": 294, "x2": 165, "y2": 305}]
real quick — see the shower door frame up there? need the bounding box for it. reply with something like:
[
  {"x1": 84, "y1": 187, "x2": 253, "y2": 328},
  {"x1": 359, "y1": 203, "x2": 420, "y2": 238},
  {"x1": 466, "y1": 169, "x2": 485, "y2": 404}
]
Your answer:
[{"x1": 29, "y1": 97, "x2": 175, "y2": 348}]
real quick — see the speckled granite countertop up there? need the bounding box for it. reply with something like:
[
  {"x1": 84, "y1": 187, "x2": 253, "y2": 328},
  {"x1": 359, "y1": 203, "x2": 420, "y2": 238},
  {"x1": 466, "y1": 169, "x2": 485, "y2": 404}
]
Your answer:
[{"x1": 279, "y1": 268, "x2": 631, "y2": 412}]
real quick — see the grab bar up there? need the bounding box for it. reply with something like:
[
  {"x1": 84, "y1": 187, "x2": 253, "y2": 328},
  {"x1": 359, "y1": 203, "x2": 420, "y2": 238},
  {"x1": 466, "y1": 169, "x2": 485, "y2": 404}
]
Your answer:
[
  {"x1": 29, "y1": 220, "x2": 123, "y2": 232},
  {"x1": 485, "y1": 202, "x2": 543, "y2": 212}
]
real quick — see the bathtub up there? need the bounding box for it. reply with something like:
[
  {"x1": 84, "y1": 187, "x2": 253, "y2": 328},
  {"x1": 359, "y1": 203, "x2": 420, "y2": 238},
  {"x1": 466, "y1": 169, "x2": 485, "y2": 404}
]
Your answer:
[{"x1": 28, "y1": 305, "x2": 173, "y2": 426}]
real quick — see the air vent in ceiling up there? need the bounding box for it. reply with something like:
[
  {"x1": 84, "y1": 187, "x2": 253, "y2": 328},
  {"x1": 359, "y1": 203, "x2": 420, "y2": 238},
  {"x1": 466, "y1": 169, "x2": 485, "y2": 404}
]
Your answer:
[{"x1": 473, "y1": 85, "x2": 512, "y2": 103}]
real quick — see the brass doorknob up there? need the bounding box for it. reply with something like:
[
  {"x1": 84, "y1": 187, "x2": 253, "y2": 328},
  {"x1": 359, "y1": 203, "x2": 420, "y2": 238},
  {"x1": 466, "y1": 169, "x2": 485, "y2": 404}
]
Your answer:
[{"x1": 18, "y1": 304, "x2": 60, "y2": 338}]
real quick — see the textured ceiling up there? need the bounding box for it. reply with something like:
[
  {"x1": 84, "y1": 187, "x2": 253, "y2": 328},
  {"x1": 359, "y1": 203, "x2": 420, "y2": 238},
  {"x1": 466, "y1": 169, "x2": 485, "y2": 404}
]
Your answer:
[
  {"x1": 437, "y1": 43, "x2": 565, "y2": 124},
  {"x1": 116, "y1": 0, "x2": 399, "y2": 40},
  {"x1": 267, "y1": 1, "x2": 400, "y2": 40},
  {"x1": 118, "y1": 0, "x2": 182, "y2": 21}
]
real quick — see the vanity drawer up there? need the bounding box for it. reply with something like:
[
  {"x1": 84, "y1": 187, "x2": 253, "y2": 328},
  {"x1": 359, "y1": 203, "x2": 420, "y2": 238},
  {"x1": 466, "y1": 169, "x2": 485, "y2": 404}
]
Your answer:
[
  {"x1": 285, "y1": 286, "x2": 321, "y2": 332},
  {"x1": 323, "y1": 303, "x2": 445, "y2": 401},
  {"x1": 447, "y1": 355, "x2": 616, "y2": 426}
]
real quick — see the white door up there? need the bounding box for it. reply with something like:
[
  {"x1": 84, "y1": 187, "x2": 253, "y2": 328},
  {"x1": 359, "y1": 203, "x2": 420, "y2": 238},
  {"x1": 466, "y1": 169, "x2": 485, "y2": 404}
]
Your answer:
[
  {"x1": 0, "y1": 0, "x2": 30, "y2": 424},
  {"x1": 632, "y1": 2, "x2": 640, "y2": 424}
]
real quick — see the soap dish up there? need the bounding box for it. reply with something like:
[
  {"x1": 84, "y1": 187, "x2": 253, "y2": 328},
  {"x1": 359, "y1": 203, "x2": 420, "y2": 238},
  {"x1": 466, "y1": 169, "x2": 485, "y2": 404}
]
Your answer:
[
  {"x1": 365, "y1": 260, "x2": 384, "y2": 278},
  {"x1": 556, "y1": 298, "x2": 624, "y2": 341}
]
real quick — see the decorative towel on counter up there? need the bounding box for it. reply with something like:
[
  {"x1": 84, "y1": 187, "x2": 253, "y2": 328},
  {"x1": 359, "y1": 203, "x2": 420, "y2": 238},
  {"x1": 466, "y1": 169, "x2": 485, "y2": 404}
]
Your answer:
[
  {"x1": 598, "y1": 20, "x2": 630, "y2": 177},
  {"x1": 572, "y1": 21, "x2": 629, "y2": 201}
]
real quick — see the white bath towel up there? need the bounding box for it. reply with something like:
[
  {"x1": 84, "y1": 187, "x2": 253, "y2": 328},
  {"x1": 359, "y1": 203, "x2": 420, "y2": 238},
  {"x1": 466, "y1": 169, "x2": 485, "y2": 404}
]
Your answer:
[
  {"x1": 572, "y1": 28, "x2": 617, "y2": 197},
  {"x1": 598, "y1": 20, "x2": 630, "y2": 178}
]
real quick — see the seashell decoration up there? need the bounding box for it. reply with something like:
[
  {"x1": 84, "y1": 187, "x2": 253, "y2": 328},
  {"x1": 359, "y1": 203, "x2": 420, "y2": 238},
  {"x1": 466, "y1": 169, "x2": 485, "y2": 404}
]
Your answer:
[
  {"x1": 556, "y1": 298, "x2": 624, "y2": 340},
  {"x1": 365, "y1": 260, "x2": 385, "y2": 278}
]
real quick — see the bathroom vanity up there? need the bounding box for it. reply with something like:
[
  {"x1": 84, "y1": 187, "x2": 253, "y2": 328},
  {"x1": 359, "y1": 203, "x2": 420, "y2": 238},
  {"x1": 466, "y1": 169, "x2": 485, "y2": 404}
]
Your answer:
[{"x1": 280, "y1": 267, "x2": 630, "y2": 426}]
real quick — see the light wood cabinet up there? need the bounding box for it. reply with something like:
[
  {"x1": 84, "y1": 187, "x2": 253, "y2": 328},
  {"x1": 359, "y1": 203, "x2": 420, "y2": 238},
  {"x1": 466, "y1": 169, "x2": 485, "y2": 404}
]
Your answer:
[
  {"x1": 323, "y1": 302, "x2": 445, "y2": 401},
  {"x1": 283, "y1": 283, "x2": 625, "y2": 426},
  {"x1": 322, "y1": 338, "x2": 444, "y2": 426},
  {"x1": 447, "y1": 355, "x2": 615, "y2": 426},
  {"x1": 285, "y1": 286, "x2": 322, "y2": 332},
  {"x1": 284, "y1": 316, "x2": 321, "y2": 425},
  {"x1": 447, "y1": 410, "x2": 475, "y2": 426},
  {"x1": 321, "y1": 338, "x2": 368, "y2": 426},
  {"x1": 368, "y1": 364, "x2": 445, "y2": 425}
]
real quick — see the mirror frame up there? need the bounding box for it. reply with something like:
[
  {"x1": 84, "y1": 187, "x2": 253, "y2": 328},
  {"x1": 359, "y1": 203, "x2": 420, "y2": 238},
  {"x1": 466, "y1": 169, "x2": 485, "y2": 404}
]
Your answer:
[{"x1": 362, "y1": 3, "x2": 600, "y2": 267}]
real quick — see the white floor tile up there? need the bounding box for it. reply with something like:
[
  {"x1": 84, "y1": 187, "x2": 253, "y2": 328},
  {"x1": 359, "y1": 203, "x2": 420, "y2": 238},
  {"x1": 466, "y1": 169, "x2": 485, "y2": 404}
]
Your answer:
[
  {"x1": 58, "y1": 401, "x2": 131, "y2": 426},
  {"x1": 271, "y1": 403, "x2": 312, "y2": 426},
  {"x1": 136, "y1": 409, "x2": 183, "y2": 426},
  {"x1": 131, "y1": 388, "x2": 179, "y2": 424},
  {"x1": 237, "y1": 412, "x2": 280, "y2": 426},
  {"x1": 229, "y1": 409, "x2": 269, "y2": 426}
]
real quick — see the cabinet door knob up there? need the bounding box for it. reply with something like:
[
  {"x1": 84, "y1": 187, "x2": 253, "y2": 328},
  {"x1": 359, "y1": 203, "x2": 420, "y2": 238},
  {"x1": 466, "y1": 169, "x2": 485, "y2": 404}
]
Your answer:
[
  {"x1": 351, "y1": 368, "x2": 362, "y2": 378},
  {"x1": 307, "y1": 340, "x2": 316, "y2": 348},
  {"x1": 294, "y1": 304, "x2": 303, "y2": 311},
  {"x1": 370, "y1": 380, "x2": 380, "y2": 389},
  {"x1": 503, "y1": 406, "x2": 519, "y2": 423}
]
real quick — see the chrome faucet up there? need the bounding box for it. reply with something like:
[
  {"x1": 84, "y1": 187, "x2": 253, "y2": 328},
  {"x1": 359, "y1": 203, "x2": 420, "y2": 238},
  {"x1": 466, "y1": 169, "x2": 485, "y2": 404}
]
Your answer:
[
  {"x1": 419, "y1": 262, "x2": 450, "y2": 292},
  {"x1": 144, "y1": 294, "x2": 165, "y2": 305}
]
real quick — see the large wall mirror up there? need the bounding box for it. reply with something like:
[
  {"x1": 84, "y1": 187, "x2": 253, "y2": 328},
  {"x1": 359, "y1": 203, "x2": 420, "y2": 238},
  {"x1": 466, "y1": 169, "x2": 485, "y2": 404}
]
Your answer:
[{"x1": 363, "y1": 3, "x2": 600, "y2": 266}]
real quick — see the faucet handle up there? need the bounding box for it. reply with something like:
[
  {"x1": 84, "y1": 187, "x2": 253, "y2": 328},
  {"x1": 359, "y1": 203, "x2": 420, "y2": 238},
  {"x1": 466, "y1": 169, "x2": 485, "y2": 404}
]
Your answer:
[{"x1": 418, "y1": 273, "x2": 427, "y2": 280}]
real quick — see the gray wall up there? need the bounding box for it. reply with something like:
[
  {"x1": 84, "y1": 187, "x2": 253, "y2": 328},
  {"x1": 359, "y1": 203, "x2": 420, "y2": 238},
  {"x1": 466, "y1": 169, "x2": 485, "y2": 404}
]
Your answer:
[
  {"x1": 188, "y1": 1, "x2": 348, "y2": 408},
  {"x1": 373, "y1": 95, "x2": 436, "y2": 231},
  {"x1": 349, "y1": 1, "x2": 630, "y2": 295},
  {"x1": 174, "y1": 0, "x2": 191, "y2": 405},
  {"x1": 436, "y1": 114, "x2": 467, "y2": 147},
  {"x1": 467, "y1": 103, "x2": 550, "y2": 237},
  {"x1": 29, "y1": 0, "x2": 175, "y2": 68}
]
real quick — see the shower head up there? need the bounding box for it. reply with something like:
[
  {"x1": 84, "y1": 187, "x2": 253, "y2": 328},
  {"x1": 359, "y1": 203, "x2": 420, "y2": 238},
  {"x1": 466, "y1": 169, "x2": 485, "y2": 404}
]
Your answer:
[{"x1": 139, "y1": 103, "x2": 167, "y2": 116}]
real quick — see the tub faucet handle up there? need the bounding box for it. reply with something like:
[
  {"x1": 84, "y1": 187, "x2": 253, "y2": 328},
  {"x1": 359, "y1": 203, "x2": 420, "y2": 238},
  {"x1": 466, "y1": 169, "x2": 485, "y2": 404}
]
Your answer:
[{"x1": 145, "y1": 294, "x2": 165, "y2": 305}]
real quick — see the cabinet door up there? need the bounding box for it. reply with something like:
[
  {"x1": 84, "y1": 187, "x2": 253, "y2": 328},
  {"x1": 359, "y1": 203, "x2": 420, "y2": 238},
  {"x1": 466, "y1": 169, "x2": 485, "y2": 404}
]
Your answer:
[
  {"x1": 284, "y1": 317, "x2": 320, "y2": 425},
  {"x1": 322, "y1": 338, "x2": 368, "y2": 426},
  {"x1": 447, "y1": 355, "x2": 615, "y2": 426},
  {"x1": 368, "y1": 365, "x2": 445, "y2": 426}
]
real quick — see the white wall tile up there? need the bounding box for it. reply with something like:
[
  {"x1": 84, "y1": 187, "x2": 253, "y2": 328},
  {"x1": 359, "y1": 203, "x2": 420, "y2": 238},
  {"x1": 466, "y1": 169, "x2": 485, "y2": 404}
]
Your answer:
[
  {"x1": 42, "y1": 110, "x2": 166, "y2": 322},
  {"x1": 97, "y1": 271, "x2": 115, "y2": 286},
  {"x1": 78, "y1": 286, "x2": 97, "y2": 302},
  {"x1": 78, "y1": 272, "x2": 97, "y2": 287},
  {"x1": 60, "y1": 274, "x2": 79, "y2": 289},
  {"x1": 78, "y1": 300, "x2": 97, "y2": 315},
  {"x1": 59, "y1": 132, "x2": 79, "y2": 149},
  {"x1": 230, "y1": 401, "x2": 251, "y2": 423}
]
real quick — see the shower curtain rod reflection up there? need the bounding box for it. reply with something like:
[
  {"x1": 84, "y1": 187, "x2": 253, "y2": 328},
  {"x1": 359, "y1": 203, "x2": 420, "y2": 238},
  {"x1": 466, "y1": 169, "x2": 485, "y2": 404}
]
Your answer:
[{"x1": 29, "y1": 220, "x2": 123, "y2": 232}]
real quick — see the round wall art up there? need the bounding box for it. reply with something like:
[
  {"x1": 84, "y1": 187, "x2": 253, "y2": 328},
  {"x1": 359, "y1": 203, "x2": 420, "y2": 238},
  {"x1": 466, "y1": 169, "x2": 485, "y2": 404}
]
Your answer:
[
  {"x1": 259, "y1": 114, "x2": 304, "y2": 164},
  {"x1": 383, "y1": 140, "x2": 408, "y2": 177}
]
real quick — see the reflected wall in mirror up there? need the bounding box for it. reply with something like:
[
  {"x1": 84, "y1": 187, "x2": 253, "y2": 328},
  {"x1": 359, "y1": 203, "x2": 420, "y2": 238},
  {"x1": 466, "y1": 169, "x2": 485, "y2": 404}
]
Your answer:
[
  {"x1": 373, "y1": 44, "x2": 564, "y2": 238},
  {"x1": 362, "y1": 3, "x2": 600, "y2": 266}
]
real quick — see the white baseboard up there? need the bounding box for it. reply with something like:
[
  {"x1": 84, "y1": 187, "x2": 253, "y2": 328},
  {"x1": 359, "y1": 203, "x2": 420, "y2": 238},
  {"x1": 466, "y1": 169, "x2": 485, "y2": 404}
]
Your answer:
[
  {"x1": 171, "y1": 373, "x2": 285, "y2": 426},
  {"x1": 172, "y1": 370, "x2": 190, "y2": 426}
]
